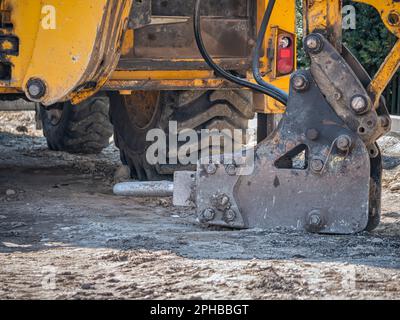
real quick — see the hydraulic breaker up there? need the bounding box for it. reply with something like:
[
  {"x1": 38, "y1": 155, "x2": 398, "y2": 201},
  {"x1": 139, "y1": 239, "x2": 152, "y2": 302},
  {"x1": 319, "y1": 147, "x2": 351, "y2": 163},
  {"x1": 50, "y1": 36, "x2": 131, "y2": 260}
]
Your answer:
[{"x1": 175, "y1": 0, "x2": 400, "y2": 234}]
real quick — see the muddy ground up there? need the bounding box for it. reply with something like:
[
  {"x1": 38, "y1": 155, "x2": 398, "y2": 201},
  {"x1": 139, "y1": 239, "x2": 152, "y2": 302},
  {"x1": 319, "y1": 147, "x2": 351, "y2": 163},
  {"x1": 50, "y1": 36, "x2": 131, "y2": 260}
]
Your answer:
[{"x1": 0, "y1": 111, "x2": 399, "y2": 300}]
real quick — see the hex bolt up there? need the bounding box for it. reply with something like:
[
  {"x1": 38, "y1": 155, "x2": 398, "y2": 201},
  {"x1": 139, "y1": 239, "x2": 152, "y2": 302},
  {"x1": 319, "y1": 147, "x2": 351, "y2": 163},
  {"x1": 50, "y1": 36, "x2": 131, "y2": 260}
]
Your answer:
[
  {"x1": 224, "y1": 209, "x2": 237, "y2": 223},
  {"x1": 336, "y1": 135, "x2": 352, "y2": 152},
  {"x1": 206, "y1": 163, "x2": 217, "y2": 175},
  {"x1": 310, "y1": 159, "x2": 324, "y2": 173},
  {"x1": 220, "y1": 195, "x2": 230, "y2": 207},
  {"x1": 225, "y1": 164, "x2": 237, "y2": 176},
  {"x1": 292, "y1": 73, "x2": 310, "y2": 92},
  {"x1": 304, "y1": 34, "x2": 324, "y2": 54},
  {"x1": 201, "y1": 208, "x2": 215, "y2": 222},
  {"x1": 212, "y1": 193, "x2": 231, "y2": 211},
  {"x1": 350, "y1": 95, "x2": 370, "y2": 114},
  {"x1": 28, "y1": 83, "x2": 41, "y2": 97},
  {"x1": 26, "y1": 78, "x2": 46, "y2": 100},
  {"x1": 306, "y1": 36, "x2": 318, "y2": 50},
  {"x1": 306, "y1": 128, "x2": 319, "y2": 141},
  {"x1": 307, "y1": 210, "x2": 324, "y2": 232}
]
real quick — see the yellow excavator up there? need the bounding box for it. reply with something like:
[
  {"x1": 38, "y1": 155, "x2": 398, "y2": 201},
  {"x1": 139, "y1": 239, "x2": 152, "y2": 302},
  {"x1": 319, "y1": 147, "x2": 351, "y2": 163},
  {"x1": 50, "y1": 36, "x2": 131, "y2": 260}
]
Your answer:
[
  {"x1": 0, "y1": 0, "x2": 295, "y2": 167},
  {"x1": 0, "y1": 0, "x2": 398, "y2": 234}
]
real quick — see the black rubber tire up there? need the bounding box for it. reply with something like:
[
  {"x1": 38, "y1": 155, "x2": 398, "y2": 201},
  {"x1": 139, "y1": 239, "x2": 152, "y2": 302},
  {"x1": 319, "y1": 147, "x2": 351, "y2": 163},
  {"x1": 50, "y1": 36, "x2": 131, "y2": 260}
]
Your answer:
[
  {"x1": 109, "y1": 90, "x2": 255, "y2": 181},
  {"x1": 40, "y1": 96, "x2": 113, "y2": 154}
]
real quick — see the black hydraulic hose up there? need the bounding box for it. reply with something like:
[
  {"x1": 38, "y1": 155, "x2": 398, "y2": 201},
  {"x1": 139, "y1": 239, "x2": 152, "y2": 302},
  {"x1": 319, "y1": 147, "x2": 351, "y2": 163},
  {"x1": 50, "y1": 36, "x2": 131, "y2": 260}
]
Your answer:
[
  {"x1": 193, "y1": 0, "x2": 288, "y2": 105},
  {"x1": 252, "y1": 0, "x2": 288, "y2": 105}
]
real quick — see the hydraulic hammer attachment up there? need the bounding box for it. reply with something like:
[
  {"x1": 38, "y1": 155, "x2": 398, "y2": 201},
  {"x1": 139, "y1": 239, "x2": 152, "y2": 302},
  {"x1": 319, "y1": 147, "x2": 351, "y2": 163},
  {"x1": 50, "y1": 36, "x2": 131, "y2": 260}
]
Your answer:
[{"x1": 174, "y1": 0, "x2": 400, "y2": 234}]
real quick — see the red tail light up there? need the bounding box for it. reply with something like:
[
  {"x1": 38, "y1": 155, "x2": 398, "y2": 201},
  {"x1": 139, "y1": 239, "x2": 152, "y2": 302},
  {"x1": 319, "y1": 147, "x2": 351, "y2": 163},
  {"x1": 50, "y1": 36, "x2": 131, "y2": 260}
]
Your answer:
[{"x1": 276, "y1": 32, "x2": 295, "y2": 76}]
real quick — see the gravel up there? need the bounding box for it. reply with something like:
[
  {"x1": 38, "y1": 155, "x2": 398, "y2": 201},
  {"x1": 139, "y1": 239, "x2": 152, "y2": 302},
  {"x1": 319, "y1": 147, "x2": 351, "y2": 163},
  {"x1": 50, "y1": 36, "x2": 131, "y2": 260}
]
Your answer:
[{"x1": 0, "y1": 111, "x2": 399, "y2": 300}]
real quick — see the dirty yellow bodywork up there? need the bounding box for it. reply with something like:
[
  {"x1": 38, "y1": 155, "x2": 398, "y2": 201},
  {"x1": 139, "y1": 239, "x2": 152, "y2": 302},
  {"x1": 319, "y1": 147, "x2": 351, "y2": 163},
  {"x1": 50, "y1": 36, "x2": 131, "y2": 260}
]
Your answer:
[
  {"x1": 0, "y1": 0, "x2": 294, "y2": 111},
  {"x1": 0, "y1": 0, "x2": 131, "y2": 105}
]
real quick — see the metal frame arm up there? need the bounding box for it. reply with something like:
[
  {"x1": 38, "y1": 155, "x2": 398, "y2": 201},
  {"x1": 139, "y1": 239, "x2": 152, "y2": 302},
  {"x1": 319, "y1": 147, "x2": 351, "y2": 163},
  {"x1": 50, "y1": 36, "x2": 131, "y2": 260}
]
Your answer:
[
  {"x1": 304, "y1": 0, "x2": 400, "y2": 108},
  {"x1": 353, "y1": 0, "x2": 400, "y2": 107}
]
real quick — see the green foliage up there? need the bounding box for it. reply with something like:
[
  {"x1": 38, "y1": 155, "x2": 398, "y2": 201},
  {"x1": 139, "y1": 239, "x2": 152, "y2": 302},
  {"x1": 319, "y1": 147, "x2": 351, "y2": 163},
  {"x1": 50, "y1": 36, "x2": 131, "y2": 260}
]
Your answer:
[{"x1": 342, "y1": 2, "x2": 396, "y2": 76}]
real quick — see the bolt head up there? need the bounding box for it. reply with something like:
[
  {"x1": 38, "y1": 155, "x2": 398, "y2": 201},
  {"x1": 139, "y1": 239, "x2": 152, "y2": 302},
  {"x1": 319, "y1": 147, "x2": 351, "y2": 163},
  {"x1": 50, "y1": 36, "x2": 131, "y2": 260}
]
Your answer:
[
  {"x1": 224, "y1": 209, "x2": 237, "y2": 223},
  {"x1": 211, "y1": 193, "x2": 231, "y2": 211},
  {"x1": 336, "y1": 135, "x2": 352, "y2": 152},
  {"x1": 26, "y1": 78, "x2": 46, "y2": 100},
  {"x1": 304, "y1": 34, "x2": 324, "y2": 54},
  {"x1": 292, "y1": 74, "x2": 309, "y2": 91},
  {"x1": 201, "y1": 208, "x2": 215, "y2": 222},
  {"x1": 306, "y1": 128, "x2": 319, "y2": 141},
  {"x1": 206, "y1": 163, "x2": 217, "y2": 175},
  {"x1": 350, "y1": 95, "x2": 370, "y2": 114},
  {"x1": 307, "y1": 210, "x2": 324, "y2": 232},
  {"x1": 225, "y1": 164, "x2": 237, "y2": 176},
  {"x1": 220, "y1": 195, "x2": 230, "y2": 207},
  {"x1": 309, "y1": 214, "x2": 322, "y2": 226},
  {"x1": 306, "y1": 37, "x2": 318, "y2": 50},
  {"x1": 310, "y1": 159, "x2": 324, "y2": 172},
  {"x1": 29, "y1": 85, "x2": 40, "y2": 97}
]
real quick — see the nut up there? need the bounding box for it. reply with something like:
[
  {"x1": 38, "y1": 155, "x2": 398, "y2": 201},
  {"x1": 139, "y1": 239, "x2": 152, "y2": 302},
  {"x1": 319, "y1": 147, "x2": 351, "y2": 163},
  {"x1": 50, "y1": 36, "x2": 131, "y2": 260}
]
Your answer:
[
  {"x1": 26, "y1": 78, "x2": 47, "y2": 100},
  {"x1": 225, "y1": 164, "x2": 237, "y2": 176},
  {"x1": 336, "y1": 135, "x2": 352, "y2": 152},
  {"x1": 206, "y1": 163, "x2": 217, "y2": 175},
  {"x1": 201, "y1": 208, "x2": 215, "y2": 222},
  {"x1": 310, "y1": 159, "x2": 324, "y2": 173},
  {"x1": 224, "y1": 209, "x2": 237, "y2": 223},
  {"x1": 292, "y1": 73, "x2": 309, "y2": 91},
  {"x1": 307, "y1": 210, "x2": 324, "y2": 232}
]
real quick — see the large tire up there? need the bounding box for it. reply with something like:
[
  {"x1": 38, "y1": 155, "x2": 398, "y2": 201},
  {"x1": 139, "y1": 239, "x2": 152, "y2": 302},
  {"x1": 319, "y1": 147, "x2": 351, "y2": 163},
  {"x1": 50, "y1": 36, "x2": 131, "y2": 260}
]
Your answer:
[
  {"x1": 40, "y1": 96, "x2": 113, "y2": 154},
  {"x1": 109, "y1": 90, "x2": 255, "y2": 181}
]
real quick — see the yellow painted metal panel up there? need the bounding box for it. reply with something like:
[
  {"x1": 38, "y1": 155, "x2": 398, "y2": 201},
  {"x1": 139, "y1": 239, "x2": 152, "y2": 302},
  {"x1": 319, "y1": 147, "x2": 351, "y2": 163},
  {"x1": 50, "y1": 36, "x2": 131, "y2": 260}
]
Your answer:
[
  {"x1": 0, "y1": 0, "x2": 131, "y2": 105},
  {"x1": 21, "y1": 0, "x2": 109, "y2": 104}
]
